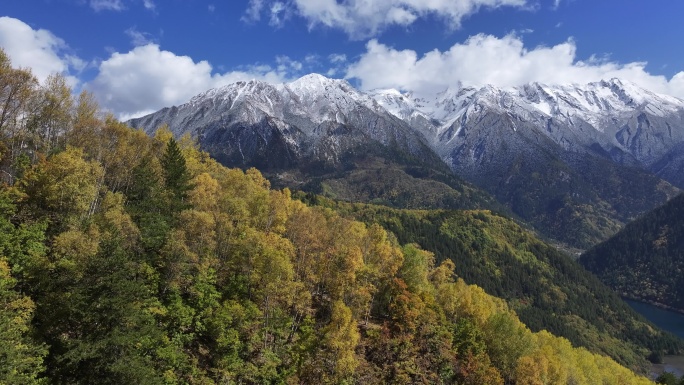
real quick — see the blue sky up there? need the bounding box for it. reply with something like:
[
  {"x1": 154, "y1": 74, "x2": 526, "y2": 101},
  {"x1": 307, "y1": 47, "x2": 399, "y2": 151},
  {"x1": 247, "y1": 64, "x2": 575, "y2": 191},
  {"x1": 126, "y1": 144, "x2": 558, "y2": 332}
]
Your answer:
[{"x1": 2, "y1": 0, "x2": 684, "y2": 119}]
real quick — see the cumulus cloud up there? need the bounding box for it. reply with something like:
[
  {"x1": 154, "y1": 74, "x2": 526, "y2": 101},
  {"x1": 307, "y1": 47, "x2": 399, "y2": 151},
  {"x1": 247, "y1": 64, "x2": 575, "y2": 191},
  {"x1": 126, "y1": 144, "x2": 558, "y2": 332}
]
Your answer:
[
  {"x1": 0, "y1": 16, "x2": 82, "y2": 84},
  {"x1": 87, "y1": 34, "x2": 684, "y2": 119},
  {"x1": 88, "y1": 44, "x2": 293, "y2": 120},
  {"x1": 244, "y1": 0, "x2": 530, "y2": 38},
  {"x1": 345, "y1": 34, "x2": 684, "y2": 99}
]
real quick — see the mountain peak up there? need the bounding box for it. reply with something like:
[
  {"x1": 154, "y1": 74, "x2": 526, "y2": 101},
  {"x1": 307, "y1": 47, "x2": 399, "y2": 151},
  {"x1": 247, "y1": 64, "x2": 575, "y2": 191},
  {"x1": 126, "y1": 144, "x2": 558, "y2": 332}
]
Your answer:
[
  {"x1": 188, "y1": 78, "x2": 274, "y2": 105},
  {"x1": 285, "y1": 73, "x2": 360, "y2": 100},
  {"x1": 288, "y1": 73, "x2": 341, "y2": 89}
]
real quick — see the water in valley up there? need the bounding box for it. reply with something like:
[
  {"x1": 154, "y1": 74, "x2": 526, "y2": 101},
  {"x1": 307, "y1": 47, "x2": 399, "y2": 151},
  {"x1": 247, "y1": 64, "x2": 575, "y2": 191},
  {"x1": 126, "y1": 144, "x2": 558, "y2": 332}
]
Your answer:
[
  {"x1": 625, "y1": 299, "x2": 684, "y2": 339},
  {"x1": 626, "y1": 299, "x2": 684, "y2": 377}
]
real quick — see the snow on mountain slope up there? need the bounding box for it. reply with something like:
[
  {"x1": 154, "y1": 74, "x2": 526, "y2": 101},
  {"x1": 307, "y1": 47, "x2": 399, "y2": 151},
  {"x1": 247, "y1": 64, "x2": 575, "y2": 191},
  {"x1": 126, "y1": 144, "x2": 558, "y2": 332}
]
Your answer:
[
  {"x1": 128, "y1": 73, "x2": 438, "y2": 169},
  {"x1": 369, "y1": 78, "x2": 684, "y2": 168},
  {"x1": 282, "y1": 73, "x2": 389, "y2": 125},
  {"x1": 373, "y1": 78, "x2": 684, "y2": 125},
  {"x1": 129, "y1": 73, "x2": 684, "y2": 184}
]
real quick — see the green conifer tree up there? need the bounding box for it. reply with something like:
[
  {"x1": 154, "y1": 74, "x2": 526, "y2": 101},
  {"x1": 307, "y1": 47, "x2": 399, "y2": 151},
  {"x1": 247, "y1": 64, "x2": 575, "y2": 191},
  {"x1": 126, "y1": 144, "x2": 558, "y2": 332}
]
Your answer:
[{"x1": 161, "y1": 138, "x2": 192, "y2": 212}]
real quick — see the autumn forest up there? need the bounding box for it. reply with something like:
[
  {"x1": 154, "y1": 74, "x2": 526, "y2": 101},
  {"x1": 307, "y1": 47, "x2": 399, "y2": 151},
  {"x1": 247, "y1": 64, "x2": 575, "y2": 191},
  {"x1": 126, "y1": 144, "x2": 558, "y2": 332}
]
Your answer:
[{"x1": 0, "y1": 49, "x2": 668, "y2": 384}]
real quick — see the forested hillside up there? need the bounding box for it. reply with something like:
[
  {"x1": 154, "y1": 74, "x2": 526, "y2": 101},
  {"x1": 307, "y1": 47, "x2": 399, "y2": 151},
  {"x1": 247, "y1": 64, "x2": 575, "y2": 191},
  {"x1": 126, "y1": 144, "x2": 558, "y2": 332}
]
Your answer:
[
  {"x1": 581, "y1": 193, "x2": 684, "y2": 312},
  {"x1": 0, "y1": 49, "x2": 664, "y2": 384},
  {"x1": 299, "y1": 196, "x2": 683, "y2": 369}
]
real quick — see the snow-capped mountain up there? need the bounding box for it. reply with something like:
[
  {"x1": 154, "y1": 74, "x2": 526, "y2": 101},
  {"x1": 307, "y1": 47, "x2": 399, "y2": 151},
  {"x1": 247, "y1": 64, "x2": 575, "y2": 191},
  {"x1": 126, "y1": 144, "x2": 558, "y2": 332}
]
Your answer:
[
  {"x1": 372, "y1": 79, "x2": 684, "y2": 247},
  {"x1": 370, "y1": 78, "x2": 684, "y2": 172},
  {"x1": 128, "y1": 74, "x2": 684, "y2": 248},
  {"x1": 129, "y1": 74, "x2": 438, "y2": 169}
]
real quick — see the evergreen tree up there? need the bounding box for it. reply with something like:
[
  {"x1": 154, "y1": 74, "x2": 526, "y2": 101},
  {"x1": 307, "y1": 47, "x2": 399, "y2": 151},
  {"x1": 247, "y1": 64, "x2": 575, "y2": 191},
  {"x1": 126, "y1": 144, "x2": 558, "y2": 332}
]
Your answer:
[
  {"x1": 161, "y1": 137, "x2": 192, "y2": 212},
  {"x1": 126, "y1": 156, "x2": 170, "y2": 251}
]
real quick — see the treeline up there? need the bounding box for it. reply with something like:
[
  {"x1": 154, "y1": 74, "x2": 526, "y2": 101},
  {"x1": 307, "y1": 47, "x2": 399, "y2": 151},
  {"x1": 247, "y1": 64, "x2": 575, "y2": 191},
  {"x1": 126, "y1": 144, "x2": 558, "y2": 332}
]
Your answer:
[{"x1": 0, "y1": 49, "x2": 656, "y2": 384}]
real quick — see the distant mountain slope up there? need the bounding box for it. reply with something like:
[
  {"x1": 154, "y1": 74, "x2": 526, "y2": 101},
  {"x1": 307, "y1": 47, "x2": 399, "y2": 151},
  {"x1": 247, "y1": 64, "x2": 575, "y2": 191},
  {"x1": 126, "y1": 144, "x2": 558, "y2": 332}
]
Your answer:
[
  {"x1": 129, "y1": 74, "x2": 436, "y2": 170},
  {"x1": 372, "y1": 79, "x2": 684, "y2": 248},
  {"x1": 373, "y1": 79, "x2": 684, "y2": 172},
  {"x1": 129, "y1": 74, "x2": 684, "y2": 249},
  {"x1": 652, "y1": 142, "x2": 684, "y2": 188},
  {"x1": 128, "y1": 75, "x2": 504, "y2": 213},
  {"x1": 580, "y1": 193, "x2": 684, "y2": 312}
]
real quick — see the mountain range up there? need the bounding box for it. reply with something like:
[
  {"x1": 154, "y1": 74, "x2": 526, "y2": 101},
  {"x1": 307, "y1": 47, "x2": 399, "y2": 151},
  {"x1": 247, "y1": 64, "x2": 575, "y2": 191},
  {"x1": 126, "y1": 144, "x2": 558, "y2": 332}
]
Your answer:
[{"x1": 128, "y1": 74, "x2": 684, "y2": 249}]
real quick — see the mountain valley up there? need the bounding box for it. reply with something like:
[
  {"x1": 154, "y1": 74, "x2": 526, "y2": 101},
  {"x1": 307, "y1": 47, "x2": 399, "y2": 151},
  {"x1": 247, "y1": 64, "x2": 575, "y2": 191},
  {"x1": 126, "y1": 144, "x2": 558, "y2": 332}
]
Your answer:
[
  {"x1": 127, "y1": 73, "x2": 684, "y2": 370},
  {"x1": 581, "y1": 193, "x2": 684, "y2": 313}
]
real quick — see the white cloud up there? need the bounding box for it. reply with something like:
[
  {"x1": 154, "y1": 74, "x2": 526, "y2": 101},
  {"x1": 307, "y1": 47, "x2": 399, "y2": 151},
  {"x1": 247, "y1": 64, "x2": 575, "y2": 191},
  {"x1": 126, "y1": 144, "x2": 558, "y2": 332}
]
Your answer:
[
  {"x1": 88, "y1": 0, "x2": 157, "y2": 12},
  {"x1": 304, "y1": 54, "x2": 320, "y2": 64},
  {"x1": 65, "y1": 54, "x2": 88, "y2": 72},
  {"x1": 142, "y1": 0, "x2": 155, "y2": 11},
  {"x1": 90, "y1": 0, "x2": 125, "y2": 12},
  {"x1": 244, "y1": 0, "x2": 530, "y2": 38},
  {"x1": 88, "y1": 44, "x2": 293, "y2": 119},
  {"x1": 276, "y1": 55, "x2": 303, "y2": 72},
  {"x1": 125, "y1": 27, "x2": 156, "y2": 46},
  {"x1": 328, "y1": 54, "x2": 347, "y2": 63},
  {"x1": 325, "y1": 54, "x2": 348, "y2": 76},
  {"x1": 243, "y1": 0, "x2": 264, "y2": 22},
  {"x1": 345, "y1": 34, "x2": 684, "y2": 99},
  {"x1": 0, "y1": 16, "x2": 82, "y2": 84},
  {"x1": 269, "y1": 2, "x2": 291, "y2": 27}
]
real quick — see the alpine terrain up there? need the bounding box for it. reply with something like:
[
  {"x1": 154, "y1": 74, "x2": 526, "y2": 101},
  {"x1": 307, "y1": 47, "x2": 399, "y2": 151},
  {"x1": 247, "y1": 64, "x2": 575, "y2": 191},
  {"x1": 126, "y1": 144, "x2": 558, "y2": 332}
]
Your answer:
[
  {"x1": 128, "y1": 74, "x2": 501, "y2": 213},
  {"x1": 370, "y1": 79, "x2": 684, "y2": 248},
  {"x1": 129, "y1": 74, "x2": 684, "y2": 249}
]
